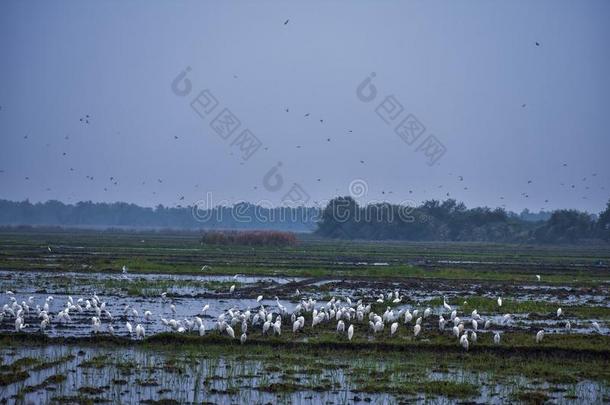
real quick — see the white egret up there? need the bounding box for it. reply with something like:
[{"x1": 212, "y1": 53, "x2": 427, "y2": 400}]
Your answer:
[
  {"x1": 460, "y1": 334, "x2": 469, "y2": 351},
  {"x1": 443, "y1": 296, "x2": 452, "y2": 311},
  {"x1": 135, "y1": 324, "x2": 145, "y2": 339},
  {"x1": 493, "y1": 332, "x2": 501, "y2": 344},
  {"x1": 337, "y1": 320, "x2": 345, "y2": 333},
  {"x1": 592, "y1": 321, "x2": 601, "y2": 333},
  {"x1": 535, "y1": 329, "x2": 544, "y2": 343},
  {"x1": 15, "y1": 317, "x2": 26, "y2": 332},
  {"x1": 91, "y1": 317, "x2": 101, "y2": 333},
  {"x1": 438, "y1": 315, "x2": 446, "y2": 330},
  {"x1": 348, "y1": 324, "x2": 354, "y2": 341},
  {"x1": 273, "y1": 320, "x2": 281, "y2": 335},
  {"x1": 263, "y1": 320, "x2": 271, "y2": 334}
]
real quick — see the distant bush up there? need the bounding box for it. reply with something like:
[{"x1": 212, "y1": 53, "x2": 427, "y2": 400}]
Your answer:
[{"x1": 200, "y1": 230, "x2": 297, "y2": 247}]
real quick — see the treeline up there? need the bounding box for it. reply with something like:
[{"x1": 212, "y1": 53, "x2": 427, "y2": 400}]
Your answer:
[
  {"x1": 1, "y1": 198, "x2": 608, "y2": 244},
  {"x1": 315, "y1": 197, "x2": 610, "y2": 244},
  {"x1": 0, "y1": 200, "x2": 317, "y2": 232}
]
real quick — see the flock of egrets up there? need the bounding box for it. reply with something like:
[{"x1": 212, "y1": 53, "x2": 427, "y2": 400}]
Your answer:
[{"x1": 1, "y1": 279, "x2": 604, "y2": 350}]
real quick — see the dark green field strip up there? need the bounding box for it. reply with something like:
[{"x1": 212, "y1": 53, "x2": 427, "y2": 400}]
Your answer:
[
  {"x1": 3, "y1": 238, "x2": 609, "y2": 267},
  {"x1": 1, "y1": 331, "x2": 609, "y2": 360},
  {"x1": 1, "y1": 230, "x2": 609, "y2": 284},
  {"x1": 2, "y1": 229, "x2": 609, "y2": 261}
]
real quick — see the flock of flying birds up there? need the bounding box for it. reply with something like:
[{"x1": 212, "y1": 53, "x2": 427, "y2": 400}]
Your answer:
[
  {"x1": 1, "y1": 106, "x2": 604, "y2": 210},
  {"x1": 0, "y1": 32, "x2": 604, "y2": 209},
  {"x1": 0, "y1": 270, "x2": 604, "y2": 350}
]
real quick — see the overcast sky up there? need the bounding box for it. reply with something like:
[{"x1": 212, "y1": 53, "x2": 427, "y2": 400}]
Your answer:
[{"x1": 1, "y1": 0, "x2": 609, "y2": 213}]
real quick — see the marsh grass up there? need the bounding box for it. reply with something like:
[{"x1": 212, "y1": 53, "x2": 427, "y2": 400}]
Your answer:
[{"x1": 428, "y1": 296, "x2": 610, "y2": 319}]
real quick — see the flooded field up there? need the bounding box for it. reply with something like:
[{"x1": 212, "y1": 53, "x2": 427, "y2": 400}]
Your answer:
[
  {"x1": 1, "y1": 340, "x2": 608, "y2": 404},
  {"x1": 1, "y1": 269, "x2": 608, "y2": 338},
  {"x1": 0, "y1": 231, "x2": 609, "y2": 403}
]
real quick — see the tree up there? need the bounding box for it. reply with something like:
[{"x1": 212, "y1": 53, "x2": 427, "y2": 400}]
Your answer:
[
  {"x1": 596, "y1": 200, "x2": 610, "y2": 241},
  {"x1": 532, "y1": 209, "x2": 594, "y2": 244}
]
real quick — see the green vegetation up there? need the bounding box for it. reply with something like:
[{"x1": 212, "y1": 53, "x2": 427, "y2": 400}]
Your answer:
[
  {"x1": 317, "y1": 197, "x2": 610, "y2": 243},
  {"x1": 429, "y1": 296, "x2": 610, "y2": 320},
  {"x1": 0, "y1": 229, "x2": 608, "y2": 285},
  {"x1": 0, "y1": 336, "x2": 607, "y2": 403}
]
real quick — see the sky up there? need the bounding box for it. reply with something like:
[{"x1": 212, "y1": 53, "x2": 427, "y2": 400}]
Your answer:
[{"x1": 0, "y1": 0, "x2": 609, "y2": 214}]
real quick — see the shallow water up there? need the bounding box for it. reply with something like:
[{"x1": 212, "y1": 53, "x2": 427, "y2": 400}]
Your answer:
[
  {"x1": 0, "y1": 270, "x2": 607, "y2": 337},
  {"x1": 1, "y1": 344, "x2": 606, "y2": 404},
  {"x1": 0, "y1": 291, "x2": 296, "y2": 337},
  {"x1": 0, "y1": 270, "x2": 303, "y2": 297}
]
